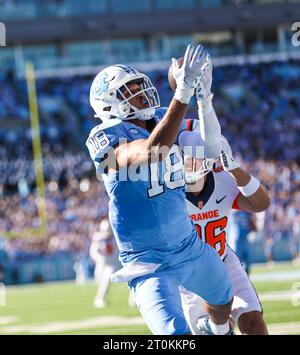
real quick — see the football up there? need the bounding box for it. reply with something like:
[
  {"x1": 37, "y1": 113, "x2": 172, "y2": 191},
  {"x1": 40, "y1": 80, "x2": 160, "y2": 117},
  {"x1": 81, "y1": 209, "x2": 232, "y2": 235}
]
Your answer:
[{"x1": 168, "y1": 56, "x2": 184, "y2": 92}]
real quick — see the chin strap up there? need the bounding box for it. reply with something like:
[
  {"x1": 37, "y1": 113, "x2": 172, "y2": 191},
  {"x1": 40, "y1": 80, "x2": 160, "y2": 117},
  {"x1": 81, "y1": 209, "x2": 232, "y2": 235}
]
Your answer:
[{"x1": 185, "y1": 160, "x2": 215, "y2": 185}]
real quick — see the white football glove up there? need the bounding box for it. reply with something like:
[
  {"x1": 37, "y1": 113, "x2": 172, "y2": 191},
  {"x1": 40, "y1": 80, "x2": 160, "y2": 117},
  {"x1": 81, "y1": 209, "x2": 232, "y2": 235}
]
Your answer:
[
  {"x1": 219, "y1": 135, "x2": 241, "y2": 171},
  {"x1": 172, "y1": 44, "x2": 208, "y2": 105},
  {"x1": 195, "y1": 53, "x2": 213, "y2": 103}
]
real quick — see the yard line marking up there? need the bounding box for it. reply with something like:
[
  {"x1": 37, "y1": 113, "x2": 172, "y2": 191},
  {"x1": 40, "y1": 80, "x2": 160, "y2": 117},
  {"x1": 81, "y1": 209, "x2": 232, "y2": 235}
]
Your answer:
[
  {"x1": 267, "y1": 322, "x2": 300, "y2": 335},
  {"x1": 259, "y1": 290, "x2": 294, "y2": 301},
  {"x1": 0, "y1": 316, "x2": 145, "y2": 334},
  {"x1": 0, "y1": 316, "x2": 20, "y2": 325},
  {"x1": 251, "y1": 270, "x2": 300, "y2": 282}
]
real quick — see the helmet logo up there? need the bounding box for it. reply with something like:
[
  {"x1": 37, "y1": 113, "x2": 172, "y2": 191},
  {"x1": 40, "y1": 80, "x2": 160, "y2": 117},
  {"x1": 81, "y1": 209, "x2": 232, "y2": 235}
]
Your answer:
[{"x1": 94, "y1": 72, "x2": 111, "y2": 97}]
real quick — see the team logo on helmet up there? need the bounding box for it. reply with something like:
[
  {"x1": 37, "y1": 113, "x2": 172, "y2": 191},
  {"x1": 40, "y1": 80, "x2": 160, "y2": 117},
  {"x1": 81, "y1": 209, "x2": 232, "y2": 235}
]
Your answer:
[{"x1": 94, "y1": 72, "x2": 111, "y2": 97}]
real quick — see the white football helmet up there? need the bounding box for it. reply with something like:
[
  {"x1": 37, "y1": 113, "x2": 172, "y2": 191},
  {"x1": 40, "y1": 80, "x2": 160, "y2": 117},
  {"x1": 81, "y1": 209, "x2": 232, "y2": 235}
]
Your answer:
[
  {"x1": 183, "y1": 134, "x2": 233, "y2": 184},
  {"x1": 90, "y1": 64, "x2": 160, "y2": 122},
  {"x1": 179, "y1": 131, "x2": 217, "y2": 185}
]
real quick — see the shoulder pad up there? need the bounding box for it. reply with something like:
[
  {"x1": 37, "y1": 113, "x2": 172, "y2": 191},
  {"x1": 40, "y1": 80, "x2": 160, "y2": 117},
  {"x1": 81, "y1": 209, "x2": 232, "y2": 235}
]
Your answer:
[
  {"x1": 89, "y1": 118, "x2": 123, "y2": 136},
  {"x1": 86, "y1": 119, "x2": 127, "y2": 162}
]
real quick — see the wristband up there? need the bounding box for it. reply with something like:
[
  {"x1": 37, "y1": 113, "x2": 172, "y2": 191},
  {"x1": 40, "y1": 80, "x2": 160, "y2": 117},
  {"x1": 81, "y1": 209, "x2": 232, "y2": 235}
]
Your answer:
[
  {"x1": 238, "y1": 175, "x2": 260, "y2": 197},
  {"x1": 174, "y1": 88, "x2": 194, "y2": 105}
]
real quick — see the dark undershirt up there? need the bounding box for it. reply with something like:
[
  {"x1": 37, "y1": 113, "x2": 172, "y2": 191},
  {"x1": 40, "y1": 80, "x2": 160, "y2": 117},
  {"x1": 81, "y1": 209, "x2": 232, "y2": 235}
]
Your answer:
[{"x1": 185, "y1": 172, "x2": 215, "y2": 208}]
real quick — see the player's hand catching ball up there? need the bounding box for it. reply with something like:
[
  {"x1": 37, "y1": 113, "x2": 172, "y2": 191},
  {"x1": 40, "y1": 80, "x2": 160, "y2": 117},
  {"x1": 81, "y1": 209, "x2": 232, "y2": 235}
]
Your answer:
[
  {"x1": 171, "y1": 44, "x2": 209, "y2": 105},
  {"x1": 194, "y1": 53, "x2": 213, "y2": 102}
]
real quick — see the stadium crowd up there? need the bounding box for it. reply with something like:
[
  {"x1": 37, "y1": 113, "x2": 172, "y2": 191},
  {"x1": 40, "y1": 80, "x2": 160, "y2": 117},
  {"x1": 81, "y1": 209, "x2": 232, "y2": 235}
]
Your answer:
[{"x1": 0, "y1": 59, "x2": 300, "y2": 264}]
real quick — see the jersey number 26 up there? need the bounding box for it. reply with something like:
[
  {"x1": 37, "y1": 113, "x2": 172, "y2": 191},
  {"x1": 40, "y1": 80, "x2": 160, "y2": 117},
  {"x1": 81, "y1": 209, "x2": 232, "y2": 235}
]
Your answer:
[{"x1": 195, "y1": 217, "x2": 228, "y2": 257}]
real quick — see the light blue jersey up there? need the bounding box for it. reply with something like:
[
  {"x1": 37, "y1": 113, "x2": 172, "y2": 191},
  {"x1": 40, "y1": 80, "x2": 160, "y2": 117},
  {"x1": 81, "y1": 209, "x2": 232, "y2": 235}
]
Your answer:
[{"x1": 86, "y1": 108, "x2": 197, "y2": 265}]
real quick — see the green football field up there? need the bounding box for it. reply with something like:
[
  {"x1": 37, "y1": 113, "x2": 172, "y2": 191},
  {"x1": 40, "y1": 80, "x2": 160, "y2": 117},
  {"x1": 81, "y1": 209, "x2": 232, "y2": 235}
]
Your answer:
[{"x1": 0, "y1": 262, "x2": 300, "y2": 335}]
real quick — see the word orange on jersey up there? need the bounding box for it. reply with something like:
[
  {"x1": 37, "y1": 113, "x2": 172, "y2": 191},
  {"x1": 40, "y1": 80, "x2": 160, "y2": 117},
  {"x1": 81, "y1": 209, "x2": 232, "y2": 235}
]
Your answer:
[{"x1": 190, "y1": 210, "x2": 220, "y2": 221}]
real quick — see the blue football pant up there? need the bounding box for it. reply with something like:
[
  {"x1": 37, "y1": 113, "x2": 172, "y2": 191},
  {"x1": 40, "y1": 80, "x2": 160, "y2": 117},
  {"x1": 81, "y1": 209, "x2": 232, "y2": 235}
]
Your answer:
[{"x1": 129, "y1": 242, "x2": 233, "y2": 335}]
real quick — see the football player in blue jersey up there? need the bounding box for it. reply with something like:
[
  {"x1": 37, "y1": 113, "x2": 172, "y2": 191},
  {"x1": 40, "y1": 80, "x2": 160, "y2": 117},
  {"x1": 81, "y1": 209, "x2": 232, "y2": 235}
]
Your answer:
[{"x1": 86, "y1": 45, "x2": 234, "y2": 335}]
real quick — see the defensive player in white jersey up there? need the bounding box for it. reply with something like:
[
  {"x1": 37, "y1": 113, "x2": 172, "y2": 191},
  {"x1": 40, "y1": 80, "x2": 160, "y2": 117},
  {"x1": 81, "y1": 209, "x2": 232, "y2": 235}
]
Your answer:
[
  {"x1": 90, "y1": 218, "x2": 135, "y2": 309},
  {"x1": 178, "y1": 118, "x2": 270, "y2": 335},
  {"x1": 90, "y1": 219, "x2": 120, "y2": 308},
  {"x1": 167, "y1": 51, "x2": 270, "y2": 335}
]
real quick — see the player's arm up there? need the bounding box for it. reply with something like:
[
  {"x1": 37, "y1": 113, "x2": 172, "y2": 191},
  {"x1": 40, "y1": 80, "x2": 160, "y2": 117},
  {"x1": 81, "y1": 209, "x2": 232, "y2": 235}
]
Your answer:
[
  {"x1": 116, "y1": 45, "x2": 208, "y2": 168},
  {"x1": 194, "y1": 53, "x2": 222, "y2": 160},
  {"x1": 175, "y1": 51, "x2": 221, "y2": 160},
  {"x1": 87, "y1": 104, "x2": 189, "y2": 173},
  {"x1": 220, "y1": 137, "x2": 270, "y2": 213},
  {"x1": 115, "y1": 100, "x2": 189, "y2": 167},
  {"x1": 229, "y1": 167, "x2": 270, "y2": 213}
]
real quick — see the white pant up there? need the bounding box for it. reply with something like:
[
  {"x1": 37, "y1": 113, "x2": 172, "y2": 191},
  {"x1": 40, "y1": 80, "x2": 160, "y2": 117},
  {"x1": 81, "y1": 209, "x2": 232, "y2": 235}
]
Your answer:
[
  {"x1": 95, "y1": 259, "x2": 119, "y2": 302},
  {"x1": 180, "y1": 246, "x2": 262, "y2": 334}
]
